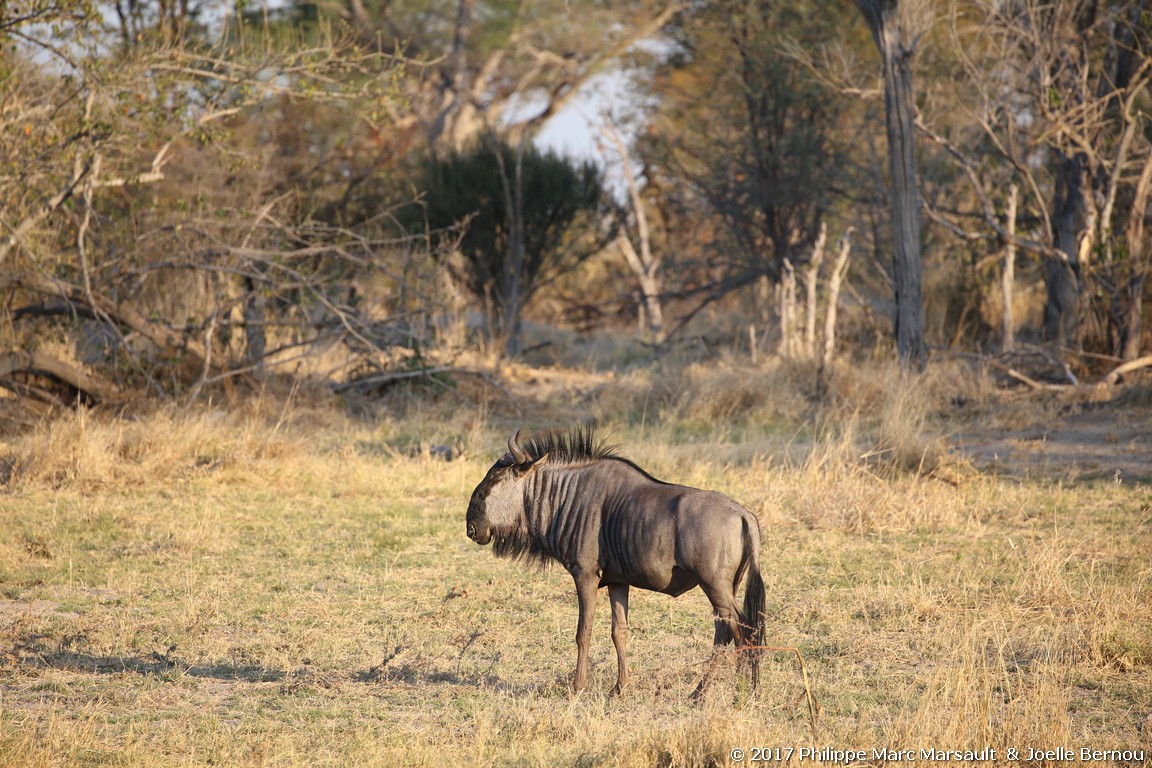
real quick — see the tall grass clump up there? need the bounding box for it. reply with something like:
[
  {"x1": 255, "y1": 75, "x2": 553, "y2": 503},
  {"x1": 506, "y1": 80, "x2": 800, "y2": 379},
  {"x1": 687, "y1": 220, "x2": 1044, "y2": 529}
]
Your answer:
[
  {"x1": 821, "y1": 359, "x2": 956, "y2": 474},
  {"x1": 888, "y1": 620, "x2": 1073, "y2": 753},
  {"x1": 586, "y1": 356, "x2": 814, "y2": 435}
]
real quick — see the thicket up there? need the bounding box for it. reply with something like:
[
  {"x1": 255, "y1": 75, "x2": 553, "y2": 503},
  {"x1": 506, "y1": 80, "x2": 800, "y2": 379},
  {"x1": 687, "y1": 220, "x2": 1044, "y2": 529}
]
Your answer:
[{"x1": 1, "y1": 0, "x2": 1149, "y2": 415}]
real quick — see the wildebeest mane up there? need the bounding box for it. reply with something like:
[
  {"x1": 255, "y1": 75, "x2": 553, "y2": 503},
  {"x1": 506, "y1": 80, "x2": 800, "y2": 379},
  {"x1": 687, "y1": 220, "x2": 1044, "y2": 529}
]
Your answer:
[
  {"x1": 521, "y1": 425, "x2": 619, "y2": 464},
  {"x1": 522, "y1": 425, "x2": 672, "y2": 485},
  {"x1": 490, "y1": 426, "x2": 615, "y2": 567}
]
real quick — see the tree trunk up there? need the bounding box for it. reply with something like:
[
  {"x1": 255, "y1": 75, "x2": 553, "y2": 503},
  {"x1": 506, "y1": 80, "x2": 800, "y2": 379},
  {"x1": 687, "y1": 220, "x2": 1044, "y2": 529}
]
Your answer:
[
  {"x1": 1002, "y1": 185, "x2": 1017, "y2": 352},
  {"x1": 856, "y1": 0, "x2": 927, "y2": 371},
  {"x1": 604, "y1": 121, "x2": 665, "y2": 344},
  {"x1": 1045, "y1": 151, "x2": 1088, "y2": 349},
  {"x1": 803, "y1": 224, "x2": 827, "y2": 359},
  {"x1": 429, "y1": 0, "x2": 479, "y2": 150},
  {"x1": 779, "y1": 259, "x2": 797, "y2": 358},
  {"x1": 243, "y1": 276, "x2": 267, "y2": 378},
  {"x1": 494, "y1": 137, "x2": 528, "y2": 358},
  {"x1": 0, "y1": 349, "x2": 112, "y2": 405},
  {"x1": 1118, "y1": 274, "x2": 1145, "y2": 361},
  {"x1": 618, "y1": 237, "x2": 665, "y2": 343},
  {"x1": 1119, "y1": 147, "x2": 1152, "y2": 361},
  {"x1": 822, "y1": 230, "x2": 853, "y2": 367}
]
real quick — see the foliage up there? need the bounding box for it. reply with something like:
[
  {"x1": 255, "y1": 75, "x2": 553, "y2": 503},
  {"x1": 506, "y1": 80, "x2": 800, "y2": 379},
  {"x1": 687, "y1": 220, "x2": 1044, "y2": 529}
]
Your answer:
[
  {"x1": 918, "y1": 0, "x2": 1152, "y2": 364},
  {"x1": 2, "y1": 0, "x2": 1151, "y2": 406},
  {"x1": 659, "y1": 2, "x2": 856, "y2": 273},
  {"x1": 634, "y1": 0, "x2": 868, "y2": 347}
]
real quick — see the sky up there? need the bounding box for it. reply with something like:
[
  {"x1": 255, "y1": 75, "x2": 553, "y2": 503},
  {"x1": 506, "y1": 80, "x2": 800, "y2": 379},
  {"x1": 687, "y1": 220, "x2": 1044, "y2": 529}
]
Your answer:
[{"x1": 530, "y1": 63, "x2": 658, "y2": 202}]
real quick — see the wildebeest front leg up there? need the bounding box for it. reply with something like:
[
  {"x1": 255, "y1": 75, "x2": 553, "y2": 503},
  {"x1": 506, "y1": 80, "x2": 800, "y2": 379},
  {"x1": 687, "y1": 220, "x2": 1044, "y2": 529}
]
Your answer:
[
  {"x1": 571, "y1": 574, "x2": 598, "y2": 691},
  {"x1": 608, "y1": 583, "x2": 630, "y2": 694}
]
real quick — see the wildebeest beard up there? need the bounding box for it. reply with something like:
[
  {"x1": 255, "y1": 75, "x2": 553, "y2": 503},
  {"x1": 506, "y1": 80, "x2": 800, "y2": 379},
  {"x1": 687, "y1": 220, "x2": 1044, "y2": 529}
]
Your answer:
[{"x1": 490, "y1": 516, "x2": 551, "y2": 567}]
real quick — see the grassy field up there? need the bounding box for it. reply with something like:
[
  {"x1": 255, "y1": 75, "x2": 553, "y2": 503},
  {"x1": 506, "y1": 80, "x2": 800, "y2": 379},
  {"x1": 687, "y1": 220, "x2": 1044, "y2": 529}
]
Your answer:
[{"x1": 1, "y1": 359, "x2": 1150, "y2": 767}]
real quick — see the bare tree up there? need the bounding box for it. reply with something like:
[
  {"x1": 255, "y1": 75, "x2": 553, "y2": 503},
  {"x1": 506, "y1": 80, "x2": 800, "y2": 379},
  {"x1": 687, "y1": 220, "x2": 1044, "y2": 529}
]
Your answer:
[
  {"x1": 493, "y1": 136, "x2": 530, "y2": 357},
  {"x1": 802, "y1": 224, "x2": 828, "y2": 358},
  {"x1": 637, "y1": 1, "x2": 851, "y2": 347},
  {"x1": 925, "y1": 0, "x2": 1151, "y2": 364},
  {"x1": 822, "y1": 230, "x2": 853, "y2": 367},
  {"x1": 360, "y1": 0, "x2": 687, "y2": 151},
  {"x1": 0, "y1": 4, "x2": 441, "y2": 403},
  {"x1": 1002, "y1": 185, "x2": 1018, "y2": 353},
  {"x1": 775, "y1": 224, "x2": 852, "y2": 366},
  {"x1": 601, "y1": 121, "x2": 665, "y2": 344}
]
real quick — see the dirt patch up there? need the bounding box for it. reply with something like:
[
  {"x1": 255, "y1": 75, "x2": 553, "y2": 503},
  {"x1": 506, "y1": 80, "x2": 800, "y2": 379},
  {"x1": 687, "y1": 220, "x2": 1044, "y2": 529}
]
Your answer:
[
  {"x1": 0, "y1": 600, "x2": 73, "y2": 625},
  {"x1": 953, "y1": 404, "x2": 1152, "y2": 483}
]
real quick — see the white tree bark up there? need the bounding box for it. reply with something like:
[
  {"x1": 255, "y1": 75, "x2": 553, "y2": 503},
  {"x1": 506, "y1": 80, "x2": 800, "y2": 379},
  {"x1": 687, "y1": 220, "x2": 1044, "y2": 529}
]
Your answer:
[
  {"x1": 803, "y1": 224, "x2": 828, "y2": 359},
  {"x1": 1002, "y1": 184, "x2": 1017, "y2": 352},
  {"x1": 603, "y1": 121, "x2": 665, "y2": 343},
  {"x1": 779, "y1": 259, "x2": 797, "y2": 358},
  {"x1": 822, "y1": 231, "x2": 853, "y2": 367}
]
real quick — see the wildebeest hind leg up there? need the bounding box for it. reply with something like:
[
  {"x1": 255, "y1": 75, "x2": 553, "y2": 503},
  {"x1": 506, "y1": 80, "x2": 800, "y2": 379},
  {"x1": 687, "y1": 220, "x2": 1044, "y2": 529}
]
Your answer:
[{"x1": 693, "y1": 587, "x2": 744, "y2": 698}]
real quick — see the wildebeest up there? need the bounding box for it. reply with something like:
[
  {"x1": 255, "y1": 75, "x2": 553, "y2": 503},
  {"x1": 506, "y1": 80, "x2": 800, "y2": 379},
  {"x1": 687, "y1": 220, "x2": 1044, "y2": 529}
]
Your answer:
[{"x1": 466, "y1": 427, "x2": 766, "y2": 694}]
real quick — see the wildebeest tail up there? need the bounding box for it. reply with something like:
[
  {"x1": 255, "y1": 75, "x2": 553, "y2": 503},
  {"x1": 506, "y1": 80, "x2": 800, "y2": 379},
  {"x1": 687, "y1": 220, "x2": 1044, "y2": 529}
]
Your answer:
[{"x1": 740, "y1": 515, "x2": 766, "y2": 688}]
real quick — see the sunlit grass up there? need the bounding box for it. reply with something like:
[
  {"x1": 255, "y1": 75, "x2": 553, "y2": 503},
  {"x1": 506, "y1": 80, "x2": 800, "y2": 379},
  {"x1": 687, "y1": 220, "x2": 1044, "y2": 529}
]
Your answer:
[{"x1": 1, "y1": 361, "x2": 1150, "y2": 766}]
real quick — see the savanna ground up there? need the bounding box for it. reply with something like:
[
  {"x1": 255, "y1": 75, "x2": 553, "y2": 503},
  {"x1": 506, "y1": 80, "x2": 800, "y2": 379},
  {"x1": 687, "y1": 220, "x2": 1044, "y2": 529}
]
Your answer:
[{"x1": 1, "y1": 354, "x2": 1150, "y2": 767}]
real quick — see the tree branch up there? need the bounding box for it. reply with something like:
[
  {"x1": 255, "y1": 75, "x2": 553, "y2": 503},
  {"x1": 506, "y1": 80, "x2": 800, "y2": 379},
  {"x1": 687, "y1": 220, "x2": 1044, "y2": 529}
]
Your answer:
[
  {"x1": 916, "y1": 116, "x2": 1070, "y2": 264},
  {"x1": 0, "y1": 160, "x2": 91, "y2": 266}
]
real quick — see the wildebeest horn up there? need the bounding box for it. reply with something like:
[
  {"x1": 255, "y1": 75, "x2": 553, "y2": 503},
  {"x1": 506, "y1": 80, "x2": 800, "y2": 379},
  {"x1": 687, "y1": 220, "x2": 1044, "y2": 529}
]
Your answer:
[{"x1": 508, "y1": 430, "x2": 528, "y2": 464}]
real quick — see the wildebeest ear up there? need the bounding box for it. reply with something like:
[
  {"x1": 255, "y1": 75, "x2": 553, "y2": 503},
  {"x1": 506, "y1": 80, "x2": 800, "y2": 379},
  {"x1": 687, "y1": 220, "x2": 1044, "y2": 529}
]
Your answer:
[{"x1": 518, "y1": 453, "x2": 549, "y2": 473}]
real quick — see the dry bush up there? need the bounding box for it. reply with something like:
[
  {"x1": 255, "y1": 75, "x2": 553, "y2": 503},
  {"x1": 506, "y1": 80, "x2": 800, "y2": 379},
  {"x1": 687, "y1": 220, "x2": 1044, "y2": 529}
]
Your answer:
[
  {"x1": 584, "y1": 354, "x2": 997, "y2": 485},
  {"x1": 743, "y1": 441, "x2": 980, "y2": 534},
  {"x1": 1008, "y1": 530, "x2": 1152, "y2": 672},
  {"x1": 671, "y1": 361, "x2": 812, "y2": 427},
  {"x1": 586, "y1": 356, "x2": 814, "y2": 433}
]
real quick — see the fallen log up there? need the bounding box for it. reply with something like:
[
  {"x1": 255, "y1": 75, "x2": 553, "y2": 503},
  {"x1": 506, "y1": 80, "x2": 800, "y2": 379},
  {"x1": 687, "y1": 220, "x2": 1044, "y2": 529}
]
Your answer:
[
  {"x1": 1104, "y1": 354, "x2": 1152, "y2": 386},
  {"x1": 0, "y1": 349, "x2": 113, "y2": 405}
]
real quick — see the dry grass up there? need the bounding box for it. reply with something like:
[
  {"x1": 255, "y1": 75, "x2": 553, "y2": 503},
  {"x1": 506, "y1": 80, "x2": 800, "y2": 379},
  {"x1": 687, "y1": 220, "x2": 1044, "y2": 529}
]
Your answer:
[
  {"x1": 1, "y1": 358, "x2": 1150, "y2": 767},
  {"x1": 0, "y1": 407, "x2": 305, "y2": 491}
]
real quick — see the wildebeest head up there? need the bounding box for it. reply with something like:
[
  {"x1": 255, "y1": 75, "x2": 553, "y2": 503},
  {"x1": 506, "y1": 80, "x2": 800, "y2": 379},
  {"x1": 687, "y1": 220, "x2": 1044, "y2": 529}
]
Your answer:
[{"x1": 466, "y1": 430, "x2": 549, "y2": 548}]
